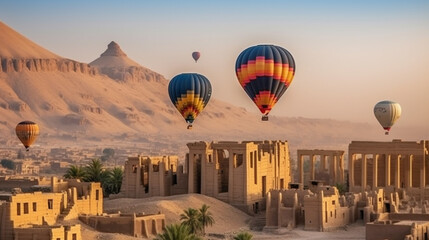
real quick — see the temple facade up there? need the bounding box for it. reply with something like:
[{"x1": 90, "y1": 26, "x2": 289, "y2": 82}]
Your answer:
[
  {"x1": 186, "y1": 140, "x2": 291, "y2": 213},
  {"x1": 348, "y1": 140, "x2": 429, "y2": 200}
]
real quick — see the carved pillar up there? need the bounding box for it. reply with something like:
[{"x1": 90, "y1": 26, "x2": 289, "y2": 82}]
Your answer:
[
  {"x1": 395, "y1": 155, "x2": 401, "y2": 189},
  {"x1": 385, "y1": 154, "x2": 391, "y2": 187},
  {"x1": 298, "y1": 154, "x2": 304, "y2": 184},
  {"x1": 310, "y1": 154, "x2": 316, "y2": 180},
  {"x1": 373, "y1": 154, "x2": 379, "y2": 189},
  {"x1": 406, "y1": 155, "x2": 413, "y2": 189},
  {"x1": 188, "y1": 153, "x2": 194, "y2": 193},
  {"x1": 331, "y1": 154, "x2": 337, "y2": 185},
  {"x1": 339, "y1": 153, "x2": 345, "y2": 183},
  {"x1": 349, "y1": 153, "x2": 355, "y2": 188},
  {"x1": 228, "y1": 149, "x2": 234, "y2": 203},
  {"x1": 421, "y1": 154, "x2": 426, "y2": 189},
  {"x1": 362, "y1": 154, "x2": 367, "y2": 192}
]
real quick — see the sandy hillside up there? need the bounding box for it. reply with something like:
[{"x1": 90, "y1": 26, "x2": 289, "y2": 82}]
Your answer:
[
  {"x1": 104, "y1": 194, "x2": 251, "y2": 235},
  {"x1": 0, "y1": 21, "x2": 60, "y2": 58}
]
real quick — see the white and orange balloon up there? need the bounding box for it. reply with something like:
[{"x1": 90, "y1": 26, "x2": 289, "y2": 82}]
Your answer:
[{"x1": 373, "y1": 100, "x2": 401, "y2": 135}]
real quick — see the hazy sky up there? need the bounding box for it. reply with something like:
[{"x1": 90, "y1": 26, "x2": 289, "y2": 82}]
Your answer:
[{"x1": 1, "y1": 0, "x2": 429, "y2": 129}]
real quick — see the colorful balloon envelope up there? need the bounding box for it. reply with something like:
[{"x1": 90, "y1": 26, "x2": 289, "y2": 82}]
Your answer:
[
  {"x1": 192, "y1": 51, "x2": 200, "y2": 62},
  {"x1": 235, "y1": 44, "x2": 296, "y2": 121},
  {"x1": 373, "y1": 100, "x2": 401, "y2": 135},
  {"x1": 16, "y1": 121, "x2": 40, "y2": 151},
  {"x1": 168, "y1": 73, "x2": 212, "y2": 129}
]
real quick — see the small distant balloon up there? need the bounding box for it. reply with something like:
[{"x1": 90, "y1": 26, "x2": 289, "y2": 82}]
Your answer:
[
  {"x1": 373, "y1": 100, "x2": 401, "y2": 135},
  {"x1": 192, "y1": 51, "x2": 200, "y2": 62},
  {"x1": 16, "y1": 121, "x2": 40, "y2": 151},
  {"x1": 168, "y1": 73, "x2": 212, "y2": 129}
]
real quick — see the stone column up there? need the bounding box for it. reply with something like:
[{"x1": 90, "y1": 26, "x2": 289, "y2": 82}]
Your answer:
[
  {"x1": 421, "y1": 154, "x2": 426, "y2": 189},
  {"x1": 159, "y1": 162, "x2": 165, "y2": 196},
  {"x1": 373, "y1": 154, "x2": 379, "y2": 189},
  {"x1": 421, "y1": 153, "x2": 426, "y2": 201},
  {"x1": 310, "y1": 154, "x2": 315, "y2": 180},
  {"x1": 349, "y1": 153, "x2": 355, "y2": 188},
  {"x1": 201, "y1": 153, "x2": 206, "y2": 195},
  {"x1": 277, "y1": 192, "x2": 283, "y2": 227},
  {"x1": 188, "y1": 153, "x2": 194, "y2": 193},
  {"x1": 395, "y1": 155, "x2": 401, "y2": 189},
  {"x1": 266, "y1": 191, "x2": 272, "y2": 226},
  {"x1": 298, "y1": 154, "x2": 304, "y2": 184},
  {"x1": 228, "y1": 149, "x2": 234, "y2": 203},
  {"x1": 362, "y1": 154, "x2": 367, "y2": 192},
  {"x1": 339, "y1": 154, "x2": 345, "y2": 183},
  {"x1": 406, "y1": 155, "x2": 413, "y2": 189},
  {"x1": 332, "y1": 154, "x2": 337, "y2": 184},
  {"x1": 136, "y1": 159, "x2": 142, "y2": 197},
  {"x1": 385, "y1": 154, "x2": 391, "y2": 187}
]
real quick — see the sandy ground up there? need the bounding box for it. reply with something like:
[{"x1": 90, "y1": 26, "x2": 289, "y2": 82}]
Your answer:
[
  {"x1": 250, "y1": 224, "x2": 365, "y2": 239},
  {"x1": 75, "y1": 194, "x2": 366, "y2": 239}
]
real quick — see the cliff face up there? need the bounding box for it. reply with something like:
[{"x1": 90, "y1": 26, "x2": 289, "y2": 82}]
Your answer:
[{"x1": 0, "y1": 57, "x2": 98, "y2": 75}]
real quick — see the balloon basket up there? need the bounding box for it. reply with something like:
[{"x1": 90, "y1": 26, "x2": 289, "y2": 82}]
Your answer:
[
  {"x1": 187, "y1": 125, "x2": 193, "y2": 130},
  {"x1": 385, "y1": 132, "x2": 389, "y2": 135},
  {"x1": 261, "y1": 115, "x2": 269, "y2": 121}
]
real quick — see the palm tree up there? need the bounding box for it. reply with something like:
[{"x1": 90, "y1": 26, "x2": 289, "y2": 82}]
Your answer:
[
  {"x1": 63, "y1": 165, "x2": 85, "y2": 180},
  {"x1": 155, "y1": 224, "x2": 202, "y2": 240},
  {"x1": 198, "y1": 204, "x2": 215, "y2": 235},
  {"x1": 83, "y1": 158, "x2": 105, "y2": 182},
  {"x1": 233, "y1": 232, "x2": 253, "y2": 240},
  {"x1": 104, "y1": 167, "x2": 123, "y2": 195},
  {"x1": 180, "y1": 208, "x2": 202, "y2": 235}
]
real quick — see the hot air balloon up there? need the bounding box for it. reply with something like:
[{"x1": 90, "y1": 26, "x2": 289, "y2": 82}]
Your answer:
[
  {"x1": 373, "y1": 100, "x2": 401, "y2": 135},
  {"x1": 16, "y1": 121, "x2": 39, "y2": 151},
  {"x1": 192, "y1": 51, "x2": 200, "y2": 62},
  {"x1": 235, "y1": 44, "x2": 296, "y2": 121},
  {"x1": 168, "y1": 73, "x2": 212, "y2": 129}
]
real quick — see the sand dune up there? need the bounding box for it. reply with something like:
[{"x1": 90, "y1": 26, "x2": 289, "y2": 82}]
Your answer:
[{"x1": 104, "y1": 194, "x2": 251, "y2": 235}]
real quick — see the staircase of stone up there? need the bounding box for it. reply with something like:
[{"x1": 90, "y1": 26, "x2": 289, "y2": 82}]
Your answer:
[
  {"x1": 58, "y1": 203, "x2": 76, "y2": 221},
  {"x1": 249, "y1": 212, "x2": 266, "y2": 231}
]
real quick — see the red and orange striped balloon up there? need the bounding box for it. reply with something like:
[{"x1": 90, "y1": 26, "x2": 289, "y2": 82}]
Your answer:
[{"x1": 235, "y1": 45, "x2": 296, "y2": 121}]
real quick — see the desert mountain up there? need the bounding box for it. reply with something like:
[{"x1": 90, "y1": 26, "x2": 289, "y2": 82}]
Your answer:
[
  {"x1": 0, "y1": 20, "x2": 410, "y2": 157},
  {"x1": 0, "y1": 21, "x2": 59, "y2": 59}
]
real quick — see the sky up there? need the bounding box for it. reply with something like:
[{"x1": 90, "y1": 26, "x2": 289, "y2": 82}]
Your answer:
[{"x1": 1, "y1": 0, "x2": 429, "y2": 130}]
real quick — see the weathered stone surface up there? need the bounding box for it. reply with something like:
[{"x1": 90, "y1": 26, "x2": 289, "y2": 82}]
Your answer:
[{"x1": 0, "y1": 57, "x2": 97, "y2": 75}]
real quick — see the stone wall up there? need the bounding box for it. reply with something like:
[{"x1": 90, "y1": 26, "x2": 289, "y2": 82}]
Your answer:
[
  {"x1": 79, "y1": 213, "x2": 165, "y2": 238},
  {"x1": 0, "y1": 57, "x2": 97, "y2": 75}
]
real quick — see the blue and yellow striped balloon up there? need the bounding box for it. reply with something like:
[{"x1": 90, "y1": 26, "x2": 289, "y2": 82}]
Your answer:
[
  {"x1": 235, "y1": 44, "x2": 296, "y2": 121},
  {"x1": 168, "y1": 73, "x2": 212, "y2": 129}
]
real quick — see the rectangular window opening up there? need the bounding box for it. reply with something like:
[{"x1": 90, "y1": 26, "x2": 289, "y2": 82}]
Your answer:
[
  {"x1": 23, "y1": 202, "x2": 29, "y2": 214},
  {"x1": 48, "y1": 199, "x2": 53, "y2": 209},
  {"x1": 17, "y1": 203, "x2": 21, "y2": 216}
]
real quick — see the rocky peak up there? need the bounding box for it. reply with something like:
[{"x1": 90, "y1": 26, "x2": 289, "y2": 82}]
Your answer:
[{"x1": 100, "y1": 41, "x2": 127, "y2": 57}]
